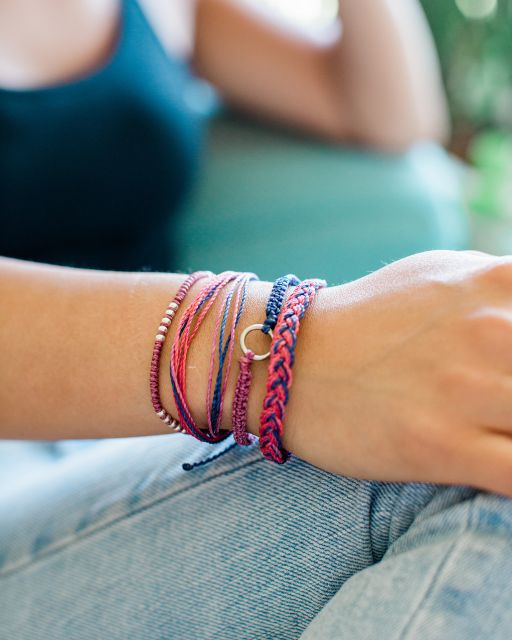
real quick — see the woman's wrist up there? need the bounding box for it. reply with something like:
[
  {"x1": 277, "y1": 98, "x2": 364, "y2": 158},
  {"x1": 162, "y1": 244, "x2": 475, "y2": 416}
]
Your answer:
[
  {"x1": 153, "y1": 273, "x2": 328, "y2": 450},
  {"x1": 0, "y1": 258, "x2": 326, "y2": 450},
  {"x1": 155, "y1": 276, "x2": 274, "y2": 438}
]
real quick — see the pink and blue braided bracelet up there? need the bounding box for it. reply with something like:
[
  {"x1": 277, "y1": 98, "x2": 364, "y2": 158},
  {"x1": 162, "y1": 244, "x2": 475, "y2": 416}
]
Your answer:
[{"x1": 259, "y1": 278, "x2": 327, "y2": 464}]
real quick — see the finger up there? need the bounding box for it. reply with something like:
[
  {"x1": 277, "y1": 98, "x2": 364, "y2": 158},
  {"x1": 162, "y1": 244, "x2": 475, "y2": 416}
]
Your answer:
[
  {"x1": 448, "y1": 372, "x2": 512, "y2": 432},
  {"x1": 453, "y1": 432, "x2": 512, "y2": 497},
  {"x1": 466, "y1": 308, "x2": 512, "y2": 372}
]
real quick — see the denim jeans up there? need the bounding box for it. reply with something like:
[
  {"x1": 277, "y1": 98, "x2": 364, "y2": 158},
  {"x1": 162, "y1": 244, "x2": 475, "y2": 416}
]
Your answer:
[{"x1": 0, "y1": 435, "x2": 511, "y2": 639}]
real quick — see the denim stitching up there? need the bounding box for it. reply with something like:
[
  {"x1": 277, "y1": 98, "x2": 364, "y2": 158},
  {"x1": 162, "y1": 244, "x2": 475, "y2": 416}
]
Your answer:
[{"x1": 0, "y1": 456, "x2": 266, "y2": 579}]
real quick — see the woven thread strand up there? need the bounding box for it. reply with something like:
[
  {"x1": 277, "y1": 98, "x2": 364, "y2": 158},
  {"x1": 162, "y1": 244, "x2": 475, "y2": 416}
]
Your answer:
[
  {"x1": 169, "y1": 272, "x2": 238, "y2": 443},
  {"x1": 262, "y1": 274, "x2": 300, "y2": 334},
  {"x1": 231, "y1": 274, "x2": 299, "y2": 446},
  {"x1": 232, "y1": 350, "x2": 256, "y2": 445},
  {"x1": 259, "y1": 279, "x2": 326, "y2": 463},
  {"x1": 149, "y1": 271, "x2": 211, "y2": 432},
  {"x1": 207, "y1": 273, "x2": 256, "y2": 437}
]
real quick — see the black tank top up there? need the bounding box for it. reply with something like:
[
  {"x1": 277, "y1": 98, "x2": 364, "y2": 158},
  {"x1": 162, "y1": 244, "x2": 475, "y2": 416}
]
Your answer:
[{"x1": 0, "y1": 0, "x2": 214, "y2": 270}]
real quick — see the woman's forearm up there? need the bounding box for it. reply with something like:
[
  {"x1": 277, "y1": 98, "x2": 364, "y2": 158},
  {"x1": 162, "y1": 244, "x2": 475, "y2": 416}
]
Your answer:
[
  {"x1": 332, "y1": 0, "x2": 449, "y2": 149},
  {"x1": 8, "y1": 252, "x2": 512, "y2": 497},
  {"x1": 0, "y1": 258, "x2": 274, "y2": 440},
  {"x1": 192, "y1": 0, "x2": 447, "y2": 147}
]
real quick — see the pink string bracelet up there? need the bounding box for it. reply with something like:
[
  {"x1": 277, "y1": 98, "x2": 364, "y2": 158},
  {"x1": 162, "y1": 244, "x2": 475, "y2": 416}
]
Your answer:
[
  {"x1": 149, "y1": 271, "x2": 212, "y2": 432},
  {"x1": 259, "y1": 278, "x2": 327, "y2": 464},
  {"x1": 169, "y1": 272, "x2": 240, "y2": 443},
  {"x1": 180, "y1": 273, "x2": 256, "y2": 473},
  {"x1": 206, "y1": 272, "x2": 257, "y2": 439},
  {"x1": 231, "y1": 337, "x2": 262, "y2": 446}
]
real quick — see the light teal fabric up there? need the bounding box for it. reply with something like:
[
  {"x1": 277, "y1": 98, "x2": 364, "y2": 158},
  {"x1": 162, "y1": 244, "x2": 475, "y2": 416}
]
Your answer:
[{"x1": 174, "y1": 115, "x2": 469, "y2": 284}]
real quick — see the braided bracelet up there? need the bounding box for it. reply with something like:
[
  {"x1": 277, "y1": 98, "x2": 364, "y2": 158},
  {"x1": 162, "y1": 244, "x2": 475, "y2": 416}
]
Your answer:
[
  {"x1": 149, "y1": 271, "x2": 211, "y2": 432},
  {"x1": 232, "y1": 275, "x2": 300, "y2": 446},
  {"x1": 259, "y1": 278, "x2": 326, "y2": 464}
]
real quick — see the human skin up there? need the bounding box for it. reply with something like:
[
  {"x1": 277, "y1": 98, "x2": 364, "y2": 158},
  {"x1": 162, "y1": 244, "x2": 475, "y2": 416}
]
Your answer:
[{"x1": 3, "y1": 251, "x2": 512, "y2": 496}]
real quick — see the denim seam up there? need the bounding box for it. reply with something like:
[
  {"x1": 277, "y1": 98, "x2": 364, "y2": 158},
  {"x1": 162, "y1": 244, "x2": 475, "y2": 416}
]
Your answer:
[
  {"x1": 386, "y1": 484, "x2": 411, "y2": 552},
  {"x1": 394, "y1": 498, "x2": 473, "y2": 640},
  {"x1": 367, "y1": 480, "x2": 395, "y2": 563},
  {"x1": 386, "y1": 483, "x2": 441, "y2": 553},
  {"x1": 0, "y1": 455, "x2": 266, "y2": 580}
]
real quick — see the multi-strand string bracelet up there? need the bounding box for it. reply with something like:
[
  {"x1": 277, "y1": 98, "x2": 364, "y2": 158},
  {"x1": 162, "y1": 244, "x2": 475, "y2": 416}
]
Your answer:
[{"x1": 149, "y1": 271, "x2": 327, "y2": 466}]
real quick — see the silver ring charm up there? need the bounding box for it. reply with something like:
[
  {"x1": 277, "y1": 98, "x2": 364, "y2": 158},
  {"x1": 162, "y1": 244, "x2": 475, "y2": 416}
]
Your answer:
[{"x1": 239, "y1": 323, "x2": 273, "y2": 361}]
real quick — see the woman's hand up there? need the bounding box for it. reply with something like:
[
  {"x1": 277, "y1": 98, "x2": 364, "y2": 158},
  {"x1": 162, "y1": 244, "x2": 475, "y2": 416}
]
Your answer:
[{"x1": 283, "y1": 250, "x2": 512, "y2": 496}]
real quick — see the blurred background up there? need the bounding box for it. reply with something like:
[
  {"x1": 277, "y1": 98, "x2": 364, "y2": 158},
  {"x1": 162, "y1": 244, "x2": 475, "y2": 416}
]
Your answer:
[
  {"x1": 4, "y1": 0, "x2": 510, "y2": 282},
  {"x1": 421, "y1": 0, "x2": 512, "y2": 253},
  {"x1": 175, "y1": 0, "x2": 512, "y2": 283},
  {"x1": 229, "y1": 0, "x2": 512, "y2": 256}
]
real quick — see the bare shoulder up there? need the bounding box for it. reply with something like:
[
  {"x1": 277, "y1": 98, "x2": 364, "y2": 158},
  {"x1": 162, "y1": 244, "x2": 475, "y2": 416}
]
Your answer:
[{"x1": 0, "y1": 0, "x2": 119, "y2": 89}]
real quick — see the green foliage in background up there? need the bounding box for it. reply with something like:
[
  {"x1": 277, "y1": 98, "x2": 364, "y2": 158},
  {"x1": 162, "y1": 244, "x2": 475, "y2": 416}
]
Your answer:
[{"x1": 421, "y1": 0, "x2": 512, "y2": 136}]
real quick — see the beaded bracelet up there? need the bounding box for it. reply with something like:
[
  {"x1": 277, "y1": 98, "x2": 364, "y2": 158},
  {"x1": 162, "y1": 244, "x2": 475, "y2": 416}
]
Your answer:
[
  {"x1": 259, "y1": 278, "x2": 326, "y2": 464},
  {"x1": 232, "y1": 275, "x2": 300, "y2": 446},
  {"x1": 151, "y1": 271, "x2": 325, "y2": 469},
  {"x1": 149, "y1": 271, "x2": 212, "y2": 432}
]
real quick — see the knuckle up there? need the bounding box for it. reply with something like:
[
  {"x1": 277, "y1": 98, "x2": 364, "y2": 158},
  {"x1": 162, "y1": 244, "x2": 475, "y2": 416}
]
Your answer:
[
  {"x1": 476, "y1": 259, "x2": 512, "y2": 288},
  {"x1": 464, "y1": 308, "x2": 512, "y2": 347},
  {"x1": 460, "y1": 307, "x2": 512, "y2": 362}
]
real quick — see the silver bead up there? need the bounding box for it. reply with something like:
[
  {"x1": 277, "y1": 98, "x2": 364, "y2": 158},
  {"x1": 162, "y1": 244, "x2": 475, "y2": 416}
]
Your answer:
[
  {"x1": 161, "y1": 317, "x2": 171, "y2": 326},
  {"x1": 165, "y1": 309, "x2": 176, "y2": 318},
  {"x1": 155, "y1": 334, "x2": 166, "y2": 342},
  {"x1": 157, "y1": 410, "x2": 166, "y2": 419},
  {"x1": 169, "y1": 302, "x2": 179, "y2": 311},
  {"x1": 158, "y1": 325, "x2": 168, "y2": 334},
  {"x1": 164, "y1": 415, "x2": 171, "y2": 424}
]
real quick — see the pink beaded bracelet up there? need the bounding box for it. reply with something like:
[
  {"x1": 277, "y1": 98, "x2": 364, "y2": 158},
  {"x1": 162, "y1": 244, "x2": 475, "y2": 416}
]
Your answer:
[{"x1": 149, "y1": 271, "x2": 212, "y2": 433}]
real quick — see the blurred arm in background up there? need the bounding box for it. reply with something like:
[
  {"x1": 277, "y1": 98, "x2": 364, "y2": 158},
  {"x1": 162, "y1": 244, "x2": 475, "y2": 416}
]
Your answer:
[{"x1": 191, "y1": 0, "x2": 450, "y2": 150}]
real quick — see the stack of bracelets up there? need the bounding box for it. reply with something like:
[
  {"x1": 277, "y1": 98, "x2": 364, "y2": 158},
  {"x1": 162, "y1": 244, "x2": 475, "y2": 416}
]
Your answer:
[{"x1": 150, "y1": 271, "x2": 327, "y2": 466}]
